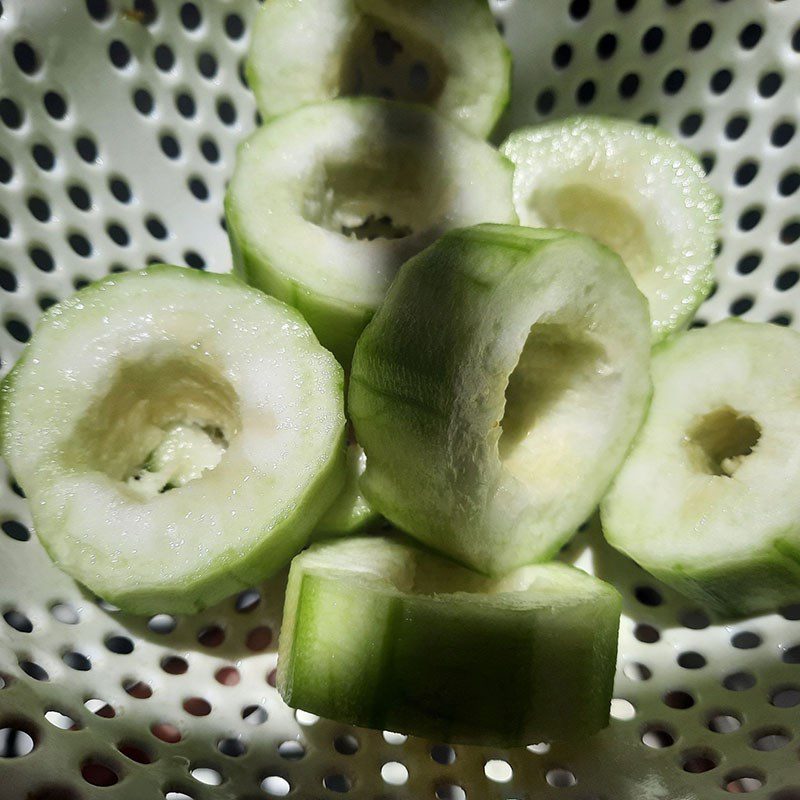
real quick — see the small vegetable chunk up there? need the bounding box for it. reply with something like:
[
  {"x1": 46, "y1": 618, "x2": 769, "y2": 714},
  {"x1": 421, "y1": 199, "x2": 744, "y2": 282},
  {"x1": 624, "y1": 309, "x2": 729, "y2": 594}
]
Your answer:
[
  {"x1": 278, "y1": 536, "x2": 622, "y2": 745},
  {"x1": 502, "y1": 116, "x2": 720, "y2": 341},
  {"x1": 350, "y1": 224, "x2": 651, "y2": 574},
  {"x1": 602, "y1": 320, "x2": 800, "y2": 617},
  {"x1": 0, "y1": 265, "x2": 346, "y2": 614}
]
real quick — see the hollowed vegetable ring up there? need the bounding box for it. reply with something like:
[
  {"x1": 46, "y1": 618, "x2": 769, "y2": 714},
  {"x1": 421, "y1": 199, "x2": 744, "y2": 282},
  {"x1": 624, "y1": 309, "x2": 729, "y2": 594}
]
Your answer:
[
  {"x1": 602, "y1": 320, "x2": 800, "y2": 617},
  {"x1": 0, "y1": 266, "x2": 346, "y2": 614},
  {"x1": 247, "y1": 0, "x2": 511, "y2": 138},
  {"x1": 225, "y1": 99, "x2": 517, "y2": 364},
  {"x1": 350, "y1": 224, "x2": 652, "y2": 575},
  {"x1": 278, "y1": 536, "x2": 622, "y2": 746}
]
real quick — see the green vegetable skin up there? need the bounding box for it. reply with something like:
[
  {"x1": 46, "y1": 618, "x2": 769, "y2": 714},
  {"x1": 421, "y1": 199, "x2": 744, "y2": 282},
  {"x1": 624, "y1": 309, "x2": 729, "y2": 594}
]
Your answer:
[
  {"x1": 247, "y1": 0, "x2": 511, "y2": 139},
  {"x1": 0, "y1": 266, "x2": 346, "y2": 614},
  {"x1": 225, "y1": 99, "x2": 517, "y2": 365},
  {"x1": 501, "y1": 116, "x2": 720, "y2": 342},
  {"x1": 602, "y1": 320, "x2": 800, "y2": 617},
  {"x1": 350, "y1": 224, "x2": 651, "y2": 575},
  {"x1": 278, "y1": 537, "x2": 621, "y2": 746}
]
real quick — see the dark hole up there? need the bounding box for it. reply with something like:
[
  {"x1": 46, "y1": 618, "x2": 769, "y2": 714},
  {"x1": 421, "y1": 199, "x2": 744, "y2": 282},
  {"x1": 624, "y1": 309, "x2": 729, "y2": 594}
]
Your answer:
[
  {"x1": 200, "y1": 137, "x2": 219, "y2": 163},
  {"x1": 682, "y1": 752, "x2": 719, "y2": 773},
  {"x1": 772, "y1": 121, "x2": 796, "y2": 147},
  {"x1": 106, "y1": 223, "x2": 129, "y2": 247},
  {"x1": 161, "y1": 656, "x2": 188, "y2": 675},
  {"x1": 63, "y1": 651, "x2": 91, "y2": 671},
  {"x1": 118, "y1": 741, "x2": 153, "y2": 764},
  {"x1": 569, "y1": 0, "x2": 591, "y2": 20},
  {"x1": 576, "y1": 79, "x2": 596, "y2": 105},
  {"x1": 725, "y1": 115, "x2": 749, "y2": 140},
  {"x1": 794, "y1": 25, "x2": 800, "y2": 52},
  {"x1": 776, "y1": 269, "x2": 799, "y2": 291},
  {"x1": 619, "y1": 72, "x2": 640, "y2": 98},
  {"x1": 30, "y1": 247, "x2": 54, "y2": 272},
  {"x1": 133, "y1": 88, "x2": 154, "y2": 115},
  {"x1": 217, "y1": 98, "x2": 237, "y2": 125},
  {"x1": 430, "y1": 744, "x2": 456, "y2": 764},
  {"x1": 39, "y1": 294, "x2": 59, "y2": 310},
  {"x1": 182, "y1": 697, "x2": 211, "y2": 716},
  {"x1": 176, "y1": 92, "x2": 195, "y2": 118},
  {"x1": 782, "y1": 644, "x2": 800, "y2": 664},
  {"x1": 85, "y1": 0, "x2": 109, "y2": 21},
  {"x1": 224, "y1": 12, "x2": 244, "y2": 39},
  {"x1": 334, "y1": 735, "x2": 359, "y2": 756},
  {"x1": 770, "y1": 314, "x2": 792, "y2": 327},
  {"x1": 133, "y1": 0, "x2": 157, "y2": 25},
  {"x1": 736, "y1": 252, "x2": 761, "y2": 274},
  {"x1": 105, "y1": 635, "x2": 134, "y2": 655},
  {"x1": 781, "y1": 603, "x2": 800, "y2": 620},
  {"x1": 739, "y1": 22, "x2": 763, "y2": 49},
  {"x1": 218, "y1": 738, "x2": 246, "y2": 757},
  {"x1": 738, "y1": 207, "x2": 762, "y2": 231},
  {"x1": 0, "y1": 213, "x2": 9, "y2": 239},
  {"x1": 677, "y1": 651, "x2": 706, "y2": 669},
  {"x1": 536, "y1": 89, "x2": 555, "y2": 115},
  {"x1": 735, "y1": 160, "x2": 758, "y2": 186},
  {"x1": 759, "y1": 71, "x2": 783, "y2": 98},
  {"x1": 19, "y1": 660, "x2": 48, "y2": 681},
  {"x1": 160, "y1": 134, "x2": 181, "y2": 159},
  {"x1": 154, "y1": 44, "x2": 174, "y2": 71},
  {"x1": 723, "y1": 671, "x2": 755, "y2": 691},
  {"x1": 323, "y1": 774, "x2": 352, "y2": 793},
  {"x1": 771, "y1": 686, "x2": 800, "y2": 707},
  {"x1": 43, "y1": 91, "x2": 67, "y2": 120},
  {"x1": 3, "y1": 610, "x2": 32, "y2": 633},
  {"x1": 197, "y1": 625, "x2": 225, "y2": 647},
  {"x1": 14, "y1": 41, "x2": 39, "y2": 75},
  {"x1": 779, "y1": 171, "x2": 800, "y2": 197},
  {"x1": 642, "y1": 26, "x2": 664, "y2": 53},
  {"x1": 188, "y1": 176, "x2": 209, "y2": 201},
  {"x1": 710, "y1": 68, "x2": 733, "y2": 93},
  {"x1": 663, "y1": 69, "x2": 686, "y2": 94},
  {"x1": 664, "y1": 690, "x2": 695, "y2": 709},
  {"x1": 180, "y1": 2, "x2": 201, "y2": 29},
  {"x1": 680, "y1": 112, "x2": 703, "y2": 136},
  {"x1": 27, "y1": 196, "x2": 50, "y2": 222},
  {"x1": 639, "y1": 113, "x2": 659, "y2": 126},
  {"x1": 552, "y1": 42, "x2": 573, "y2": 68},
  {"x1": 123, "y1": 680, "x2": 152, "y2": 698},
  {"x1": 108, "y1": 40, "x2": 131, "y2": 69},
  {"x1": 146, "y1": 216, "x2": 168, "y2": 239},
  {"x1": 75, "y1": 136, "x2": 98, "y2": 163},
  {"x1": 689, "y1": 21, "x2": 713, "y2": 49},
  {"x1": 731, "y1": 631, "x2": 761, "y2": 649},
  {"x1": 781, "y1": 221, "x2": 800, "y2": 245},
  {"x1": 6, "y1": 319, "x2": 31, "y2": 343},
  {"x1": 32, "y1": 144, "x2": 55, "y2": 171},
  {"x1": 596, "y1": 32, "x2": 617, "y2": 59},
  {"x1": 634, "y1": 586, "x2": 662, "y2": 606},
  {"x1": 9, "y1": 481, "x2": 25, "y2": 498},
  {"x1": 184, "y1": 250, "x2": 205, "y2": 270},
  {"x1": 81, "y1": 761, "x2": 118, "y2": 787},
  {"x1": 108, "y1": 177, "x2": 131, "y2": 203},
  {"x1": 197, "y1": 51, "x2": 217, "y2": 78},
  {"x1": 0, "y1": 155, "x2": 11, "y2": 183},
  {"x1": 634, "y1": 624, "x2": 660, "y2": 643},
  {"x1": 642, "y1": 727, "x2": 674, "y2": 748},
  {"x1": 0, "y1": 98, "x2": 23, "y2": 129},
  {"x1": 0, "y1": 267, "x2": 17, "y2": 292},
  {"x1": 68, "y1": 233, "x2": 92, "y2": 258},
  {"x1": 67, "y1": 183, "x2": 92, "y2": 211},
  {"x1": 74, "y1": 278, "x2": 90, "y2": 290},
  {"x1": 679, "y1": 609, "x2": 710, "y2": 629},
  {"x1": 730, "y1": 296, "x2": 754, "y2": 316},
  {"x1": 616, "y1": 0, "x2": 636, "y2": 11}
]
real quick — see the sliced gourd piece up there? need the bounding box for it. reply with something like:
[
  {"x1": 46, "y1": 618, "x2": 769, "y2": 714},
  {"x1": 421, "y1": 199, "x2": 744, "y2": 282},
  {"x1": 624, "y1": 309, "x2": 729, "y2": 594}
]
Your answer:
[
  {"x1": 501, "y1": 116, "x2": 720, "y2": 342},
  {"x1": 0, "y1": 265, "x2": 346, "y2": 615},
  {"x1": 602, "y1": 320, "x2": 800, "y2": 617},
  {"x1": 226, "y1": 99, "x2": 516, "y2": 364},
  {"x1": 313, "y1": 440, "x2": 381, "y2": 538},
  {"x1": 247, "y1": 0, "x2": 510, "y2": 138},
  {"x1": 350, "y1": 224, "x2": 651, "y2": 575},
  {"x1": 278, "y1": 536, "x2": 621, "y2": 745}
]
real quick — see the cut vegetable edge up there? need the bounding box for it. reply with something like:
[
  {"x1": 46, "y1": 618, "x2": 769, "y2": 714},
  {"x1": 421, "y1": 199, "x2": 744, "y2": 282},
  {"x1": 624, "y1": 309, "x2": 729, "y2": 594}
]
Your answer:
[
  {"x1": 501, "y1": 115, "x2": 720, "y2": 342},
  {"x1": 278, "y1": 536, "x2": 621, "y2": 745},
  {"x1": 1, "y1": 265, "x2": 347, "y2": 614}
]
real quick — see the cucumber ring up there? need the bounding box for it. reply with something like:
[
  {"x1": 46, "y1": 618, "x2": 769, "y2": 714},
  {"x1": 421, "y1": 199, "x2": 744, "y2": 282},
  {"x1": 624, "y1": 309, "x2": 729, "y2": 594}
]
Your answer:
[
  {"x1": 0, "y1": 266, "x2": 346, "y2": 614},
  {"x1": 225, "y1": 99, "x2": 516, "y2": 364},
  {"x1": 278, "y1": 536, "x2": 621, "y2": 745},
  {"x1": 501, "y1": 116, "x2": 720, "y2": 342},
  {"x1": 602, "y1": 320, "x2": 800, "y2": 617},
  {"x1": 247, "y1": 0, "x2": 511, "y2": 138},
  {"x1": 350, "y1": 224, "x2": 651, "y2": 574}
]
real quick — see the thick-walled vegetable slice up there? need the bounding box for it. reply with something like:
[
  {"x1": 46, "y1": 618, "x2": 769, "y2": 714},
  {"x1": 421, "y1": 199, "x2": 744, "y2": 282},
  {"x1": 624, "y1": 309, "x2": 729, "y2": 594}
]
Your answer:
[
  {"x1": 501, "y1": 116, "x2": 720, "y2": 342},
  {"x1": 602, "y1": 320, "x2": 800, "y2": 617},
  {"x1": 0, "y1": 266, "x2": 346, "y2": 614},
  {"x1": 350, "y1": 224, "x2": 651, "y2": 575},
  {"x1": 247, "y1": 0, "x2": 510, "y2": 138},
  {"x1": 313, "y1": 441, "x2": 381, "y2": 538},
  {"x1": 278, "y1": 536, "x2": 621, "y2": 745},
  {"x1": 225, "y1": 99, "x2": 516, "y2": 364}
]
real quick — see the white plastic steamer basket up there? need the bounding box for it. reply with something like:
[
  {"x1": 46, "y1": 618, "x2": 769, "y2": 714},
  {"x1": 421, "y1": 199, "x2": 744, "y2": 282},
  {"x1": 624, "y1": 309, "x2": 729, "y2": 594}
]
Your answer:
[{"x1": 0, "y1": 0, "x2": 798, "y2": 798}]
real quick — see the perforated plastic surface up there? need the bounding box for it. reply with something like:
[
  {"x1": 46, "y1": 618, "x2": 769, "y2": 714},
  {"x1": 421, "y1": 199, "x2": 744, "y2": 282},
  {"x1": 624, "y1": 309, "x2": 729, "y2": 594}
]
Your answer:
[{"x1": 0, "y1": 0, "x2": 799, "y2": 798}]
